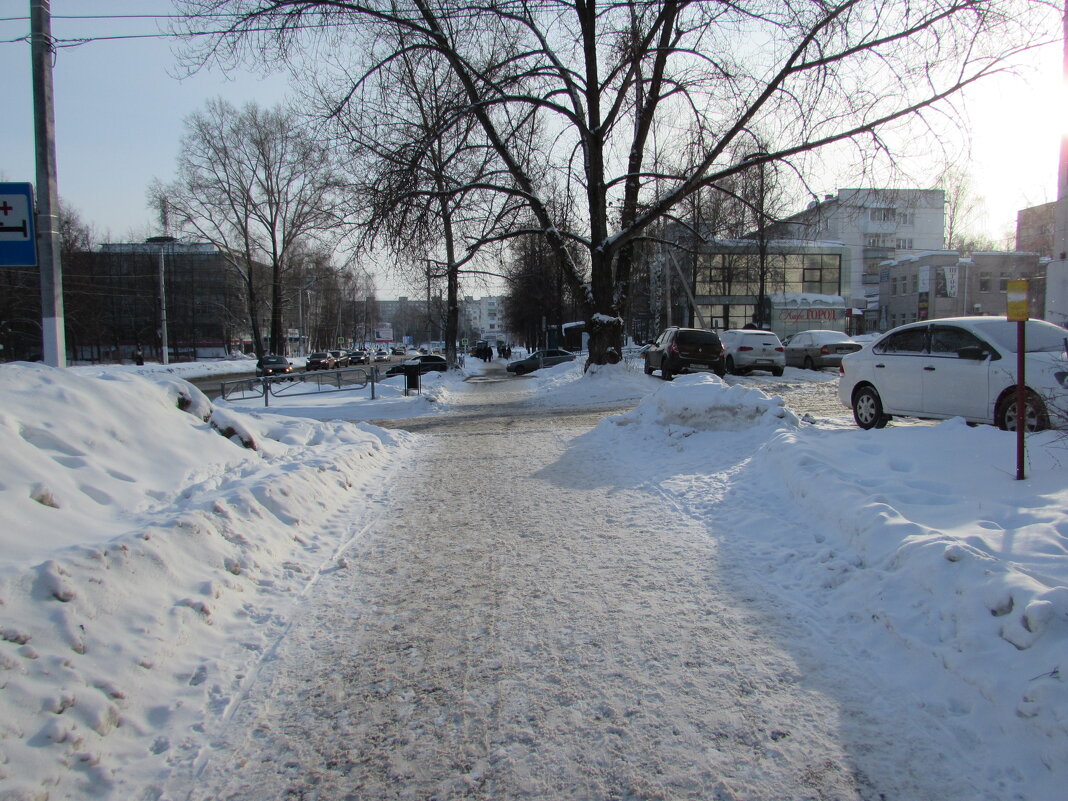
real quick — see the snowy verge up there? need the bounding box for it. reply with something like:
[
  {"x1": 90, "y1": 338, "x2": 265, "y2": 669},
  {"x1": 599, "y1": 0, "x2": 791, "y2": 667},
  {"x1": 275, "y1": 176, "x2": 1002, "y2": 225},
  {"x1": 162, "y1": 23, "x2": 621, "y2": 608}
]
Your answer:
[
  {"x1": 582, "y1": 376, "x2": 1068, "y2": 799},
  {"x1": 0, "y1": 365, "x2": 414, "y2": 799}
]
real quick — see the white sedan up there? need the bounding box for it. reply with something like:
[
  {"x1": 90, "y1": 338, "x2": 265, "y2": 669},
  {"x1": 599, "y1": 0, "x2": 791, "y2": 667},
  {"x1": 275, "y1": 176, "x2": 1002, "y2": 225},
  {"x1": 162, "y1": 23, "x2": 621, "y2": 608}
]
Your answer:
[{"x1": 838, "y1": 317, "x2": 1068, "y2": 431}]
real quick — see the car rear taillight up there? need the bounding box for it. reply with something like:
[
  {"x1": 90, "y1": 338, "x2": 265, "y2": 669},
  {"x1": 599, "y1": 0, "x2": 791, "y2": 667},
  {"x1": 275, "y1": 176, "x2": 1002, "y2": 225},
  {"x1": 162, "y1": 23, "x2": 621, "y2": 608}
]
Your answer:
[
  {"x1": 774, "y1": 346, "x2": 784, "y2": 352},
  {"x1": 820, "y1": 345, "x2": 830, "y2": 355},
  {"x1": 839, "y1": 363, "x2": 845, "y2": 376},
  {"x1": 669, "y1": 342, "x2": 679, "y2": 355},
  {"x1": 738, "y1": 346, "x2": 754, "y2": 352}
]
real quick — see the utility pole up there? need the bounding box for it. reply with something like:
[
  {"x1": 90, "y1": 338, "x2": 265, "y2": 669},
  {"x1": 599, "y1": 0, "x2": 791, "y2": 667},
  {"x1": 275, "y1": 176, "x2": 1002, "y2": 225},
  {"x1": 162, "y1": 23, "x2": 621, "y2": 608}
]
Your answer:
[
  {"x1": 1049, "y1": 0, "x2": 1068, "y2": 326},
  {"x1": 30, "y1": 0, "x2": 65, "y2": 367}
]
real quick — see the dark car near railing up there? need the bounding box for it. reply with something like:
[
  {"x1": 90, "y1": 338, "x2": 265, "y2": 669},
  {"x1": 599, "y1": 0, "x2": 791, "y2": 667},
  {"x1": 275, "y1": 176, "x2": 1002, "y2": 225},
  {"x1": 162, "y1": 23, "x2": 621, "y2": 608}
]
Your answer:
[
  {"x1": 506, "y1": 349, "x2": 576, "y2": 375},
  {"x1": 255, "y1": 355, "x2": 294, "y2": 377},
  {"x1": 306, "y1": 352, "x2": 337, "y2": 371},
  {"x1": 385, "y1": 354, "x2": 448, "y2": 377}
]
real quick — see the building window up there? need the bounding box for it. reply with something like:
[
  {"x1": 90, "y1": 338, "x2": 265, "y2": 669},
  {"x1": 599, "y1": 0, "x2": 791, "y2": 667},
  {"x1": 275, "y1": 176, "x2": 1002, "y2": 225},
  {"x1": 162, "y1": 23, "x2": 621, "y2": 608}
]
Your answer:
[
  {"x1": 897, "y1": 211, "x2": 914, "y2": 226},
  {"x1": 999, "y1": 273, "x2": 1010, "y2": 292},
  {"x1": 909, "y1": 273, "x2": 918, "y2": 294},
  {"x1": 979, "y1": 272, "x2": 991, "y2": 292},
  {"x1": 896, "y1": 238, "x2": 913, "y2": 250}
]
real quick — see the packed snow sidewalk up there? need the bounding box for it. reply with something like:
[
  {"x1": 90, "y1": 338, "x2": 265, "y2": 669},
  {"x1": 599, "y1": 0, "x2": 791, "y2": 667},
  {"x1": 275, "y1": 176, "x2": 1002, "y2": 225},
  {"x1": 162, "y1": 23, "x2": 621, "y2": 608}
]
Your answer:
[{"x1": 0, "y1": 358, "x2": 1066, "y2": 800}]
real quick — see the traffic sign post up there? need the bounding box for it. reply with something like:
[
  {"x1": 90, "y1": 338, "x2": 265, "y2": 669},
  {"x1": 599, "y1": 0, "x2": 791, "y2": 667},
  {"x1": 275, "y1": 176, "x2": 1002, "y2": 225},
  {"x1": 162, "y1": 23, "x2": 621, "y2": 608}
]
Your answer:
[{"x1": 0, "y1": 183, "x2": 38, "y2": 267}]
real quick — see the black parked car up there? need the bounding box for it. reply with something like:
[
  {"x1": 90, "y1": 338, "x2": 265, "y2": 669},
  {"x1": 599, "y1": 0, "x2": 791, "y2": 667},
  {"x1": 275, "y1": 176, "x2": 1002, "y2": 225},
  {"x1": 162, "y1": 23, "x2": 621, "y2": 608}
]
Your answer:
[
  {"x1": 385, "y1": 354, "x2": 448, "y2": 377},
  {"x1": 256, "y1": 355, "x2": 294, "y2": 377},
  {"x1": 643, "y1": 327, "x2": 725, "y2": 380},
  {"x1": 506, "y1": 349, "x2": 576, "y2": 375},
  {"x1": 306, "y1": 352, "x2": 337, "y2": 371}
]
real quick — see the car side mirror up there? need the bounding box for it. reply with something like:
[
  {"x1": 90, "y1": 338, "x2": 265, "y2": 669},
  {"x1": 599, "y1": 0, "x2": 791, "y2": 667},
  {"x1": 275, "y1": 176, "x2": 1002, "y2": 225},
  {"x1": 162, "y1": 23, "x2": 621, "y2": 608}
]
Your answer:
[{"x1": 957, "y1": 346, "x2": 987, "y2": 361}]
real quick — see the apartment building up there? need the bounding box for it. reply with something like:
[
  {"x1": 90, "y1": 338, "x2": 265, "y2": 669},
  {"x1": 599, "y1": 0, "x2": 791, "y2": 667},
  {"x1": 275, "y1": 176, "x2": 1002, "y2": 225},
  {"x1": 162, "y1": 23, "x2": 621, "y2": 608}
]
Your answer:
[{"x1": 770, "y1": 188, "x2": 946, "y2": 332}]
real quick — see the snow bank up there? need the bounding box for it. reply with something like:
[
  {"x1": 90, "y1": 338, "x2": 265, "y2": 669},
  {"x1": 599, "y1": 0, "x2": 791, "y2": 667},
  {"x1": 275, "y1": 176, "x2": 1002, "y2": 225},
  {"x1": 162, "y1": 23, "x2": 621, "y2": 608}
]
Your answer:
[
  {"x1": 0, "y1": 365, "x2": 412, "y2": 798},
  {"x1": 610, "y1": 373, "x2": 800, "y2": 433},
  {"x1": 585, "y1": 375, "x2": 1068, "y2": 798},
  {"x1": 748, "y1": 420, "x2": 1068, "y2": 783}
]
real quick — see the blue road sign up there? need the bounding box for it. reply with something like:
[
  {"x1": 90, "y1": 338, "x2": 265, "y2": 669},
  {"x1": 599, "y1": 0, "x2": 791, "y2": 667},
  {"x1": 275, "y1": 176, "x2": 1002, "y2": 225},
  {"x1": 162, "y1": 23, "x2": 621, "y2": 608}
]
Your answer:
[{"x1": 0, "y1": 183, "x2": 37, "y2": 267}]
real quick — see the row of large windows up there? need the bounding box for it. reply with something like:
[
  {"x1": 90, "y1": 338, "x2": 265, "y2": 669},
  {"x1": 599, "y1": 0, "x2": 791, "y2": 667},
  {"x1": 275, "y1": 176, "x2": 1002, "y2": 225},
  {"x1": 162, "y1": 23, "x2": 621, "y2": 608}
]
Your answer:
[{"x1": 694, "y1": 252, "x2": 842, "y2": 298}]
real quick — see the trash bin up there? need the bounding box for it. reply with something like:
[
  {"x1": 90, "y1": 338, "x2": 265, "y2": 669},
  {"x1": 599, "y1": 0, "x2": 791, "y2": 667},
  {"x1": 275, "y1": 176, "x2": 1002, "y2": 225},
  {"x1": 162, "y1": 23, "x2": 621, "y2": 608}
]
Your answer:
[{"x1": 404, "y1": 365, "x2": 421, "y2": 395}]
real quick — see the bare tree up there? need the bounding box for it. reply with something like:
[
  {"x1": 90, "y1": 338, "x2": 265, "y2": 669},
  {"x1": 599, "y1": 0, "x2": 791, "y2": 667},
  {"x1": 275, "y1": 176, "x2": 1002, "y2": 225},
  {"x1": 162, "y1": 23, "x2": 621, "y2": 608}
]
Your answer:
[
  {"x1": 938, "y1": 165, "x2": 1003, "y2": 253},
  {"x1": 316, "y1": 36, "x2": 522, "y2": 367},
  {"x1": 177, "y1": 0, "x2": 1056, "y2": 365},
  {"x1": 152, "y1": 98, "x2": 347, "y2": 357}
]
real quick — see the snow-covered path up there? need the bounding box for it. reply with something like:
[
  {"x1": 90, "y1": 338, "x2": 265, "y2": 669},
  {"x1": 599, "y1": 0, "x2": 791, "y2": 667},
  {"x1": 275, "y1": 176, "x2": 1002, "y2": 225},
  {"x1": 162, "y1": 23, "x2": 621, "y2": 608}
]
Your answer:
[{"x1": 158, "y1": 375, "x2": 955, "y2": 801}]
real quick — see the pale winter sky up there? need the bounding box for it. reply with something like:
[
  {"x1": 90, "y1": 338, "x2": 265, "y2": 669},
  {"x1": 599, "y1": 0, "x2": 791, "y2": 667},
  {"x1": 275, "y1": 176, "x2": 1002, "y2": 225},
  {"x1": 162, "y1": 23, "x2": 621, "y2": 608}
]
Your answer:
[{"x1": 0, "y1": 0, "x2": 1064, "y2": 295}]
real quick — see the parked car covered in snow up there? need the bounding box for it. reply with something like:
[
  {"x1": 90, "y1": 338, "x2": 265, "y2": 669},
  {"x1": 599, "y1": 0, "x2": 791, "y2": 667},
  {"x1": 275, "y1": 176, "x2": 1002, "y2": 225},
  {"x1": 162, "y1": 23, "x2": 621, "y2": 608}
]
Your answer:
[{"x1": 838, "y1": 316, "x2": 1068, "y2": 431}]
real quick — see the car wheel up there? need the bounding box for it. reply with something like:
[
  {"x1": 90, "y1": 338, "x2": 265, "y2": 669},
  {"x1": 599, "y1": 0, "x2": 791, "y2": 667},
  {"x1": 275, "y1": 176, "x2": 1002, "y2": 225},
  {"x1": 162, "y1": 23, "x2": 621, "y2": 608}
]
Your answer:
[
  {"x1": 661, "y1": 364, "x2": 673, "y2": 381},
  {"x1": 996, "y1": 390, "x2": 1049, "y2": 432},
  {"x1": 726, "y1": 357, "x2": 740, "y2": 375},
  {"x1": 644, "y1": 359, "x2": 653, "y2": 375},
  {"x1": 853, "y1": 385, "x2": 889, "y2": 430},
  {"x1": 803, "y1": 356, "x2": 815, "y2": 370},
  {"x1": 771, "y1": 367, "x2": 784, "y2": 377}
]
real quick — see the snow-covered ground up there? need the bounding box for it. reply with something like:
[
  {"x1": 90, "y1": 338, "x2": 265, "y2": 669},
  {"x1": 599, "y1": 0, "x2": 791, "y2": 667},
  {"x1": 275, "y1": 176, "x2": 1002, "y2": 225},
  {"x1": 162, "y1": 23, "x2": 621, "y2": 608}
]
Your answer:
[{"x1": 1, "y1": 356, "x2": 1066, "y2": 799}]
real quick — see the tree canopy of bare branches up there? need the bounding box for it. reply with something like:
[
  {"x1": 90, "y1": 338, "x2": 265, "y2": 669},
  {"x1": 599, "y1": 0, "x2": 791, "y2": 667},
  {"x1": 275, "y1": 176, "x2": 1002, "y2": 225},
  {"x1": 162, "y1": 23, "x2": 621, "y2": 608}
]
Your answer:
[
  {"x1": 153, "y1": 98, "x2": 347, "y2": 357},
  {"x1": 176, "y1": 0, "x2": 1057, "y2": 363}
]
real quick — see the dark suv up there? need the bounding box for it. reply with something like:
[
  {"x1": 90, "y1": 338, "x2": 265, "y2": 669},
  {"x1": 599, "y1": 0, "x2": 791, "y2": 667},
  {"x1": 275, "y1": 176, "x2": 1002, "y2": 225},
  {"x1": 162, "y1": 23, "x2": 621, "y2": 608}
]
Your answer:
[{"x1": 643, "y1": 327, "x2": 726, "y2": 380}]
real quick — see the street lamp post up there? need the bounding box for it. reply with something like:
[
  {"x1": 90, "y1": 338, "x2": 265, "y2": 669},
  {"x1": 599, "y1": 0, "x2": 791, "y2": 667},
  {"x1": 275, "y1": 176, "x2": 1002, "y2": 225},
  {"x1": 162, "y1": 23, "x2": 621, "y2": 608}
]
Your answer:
[{"x1": 298, "y1": 277, "x2": 318, "y2": 357}]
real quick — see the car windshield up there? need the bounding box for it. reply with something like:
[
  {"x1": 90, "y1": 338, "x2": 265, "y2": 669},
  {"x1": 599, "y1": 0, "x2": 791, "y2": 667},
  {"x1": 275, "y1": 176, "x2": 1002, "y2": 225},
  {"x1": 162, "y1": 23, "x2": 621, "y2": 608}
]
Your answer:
[
  {"x1": 262, "y1": 357, "x2": 285, "y2": 364},
  {"x1": 675, "y1": 330, "x2": 719, "y2": 346},
  {"x1": 970, "y1": 319, "x2": 1068, "y2": 354}
]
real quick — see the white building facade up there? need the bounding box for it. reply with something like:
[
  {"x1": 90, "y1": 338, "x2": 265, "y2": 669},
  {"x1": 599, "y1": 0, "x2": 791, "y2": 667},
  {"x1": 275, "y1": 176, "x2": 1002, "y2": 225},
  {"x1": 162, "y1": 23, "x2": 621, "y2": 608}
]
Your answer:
[
  {"x1": 462, "y1": 295, "x2": 510, "y2": 343},
  {"x1": 771, "y1": 188, "x2": 946, "y2": 332}
]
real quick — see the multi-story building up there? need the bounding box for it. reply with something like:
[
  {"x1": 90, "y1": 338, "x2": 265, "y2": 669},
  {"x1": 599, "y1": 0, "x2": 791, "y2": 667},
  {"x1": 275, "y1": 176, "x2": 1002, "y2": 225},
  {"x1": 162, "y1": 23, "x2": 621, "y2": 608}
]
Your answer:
[
  {"x1": 769, "y1": 188, "x2": 946, "y2": 332},
  {"x1": 648, "y1": 230, "x2": 853, "y2": 339},
  {"x1": 463, "y1": 295, "x2": 509, "y2": 343},
  {"x1": 1017, "y1": 202, "x2": 1055, "y2": 258},
  {"x1": 878, "y1": 250, "x2": 1046, "y2": 330}
]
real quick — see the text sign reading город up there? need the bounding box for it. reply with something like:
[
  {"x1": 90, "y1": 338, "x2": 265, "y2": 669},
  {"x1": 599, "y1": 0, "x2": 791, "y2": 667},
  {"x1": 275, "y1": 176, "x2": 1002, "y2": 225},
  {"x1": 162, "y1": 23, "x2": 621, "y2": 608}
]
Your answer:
[{"x1": 0, "y1": 183, "x2": 37, "y2": 267}]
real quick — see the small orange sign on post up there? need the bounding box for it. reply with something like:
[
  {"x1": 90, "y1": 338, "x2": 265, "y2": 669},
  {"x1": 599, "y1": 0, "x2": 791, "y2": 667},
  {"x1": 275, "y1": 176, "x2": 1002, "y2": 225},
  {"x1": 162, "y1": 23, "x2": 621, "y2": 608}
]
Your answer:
[
  {"x1": 1007, "y1": 280, "x2": 1029, "y2": 480},
  {"x1": 1007, "y1": 280, "x2": 1029, "y2": 322}
]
